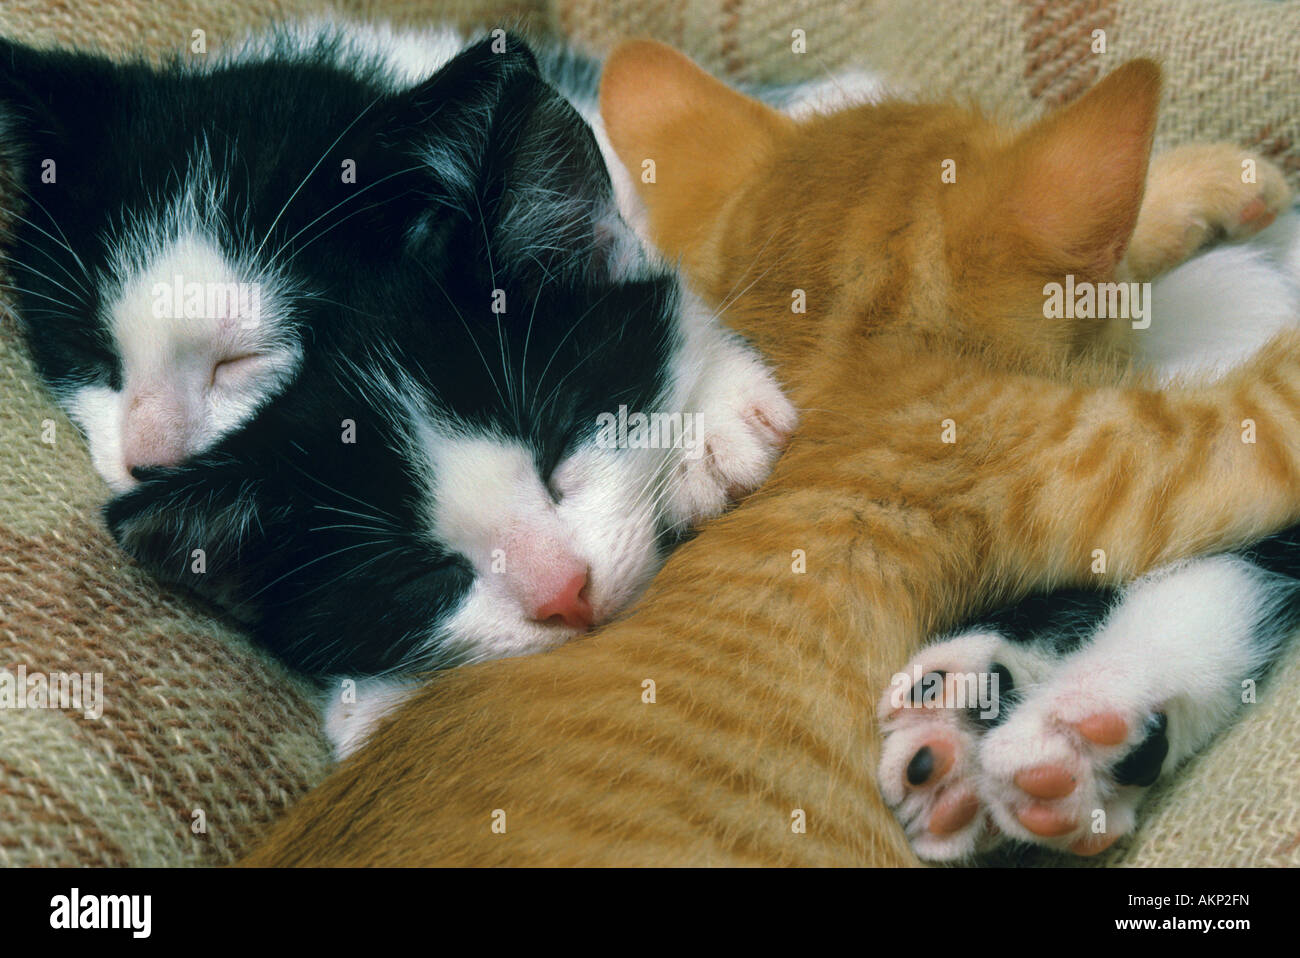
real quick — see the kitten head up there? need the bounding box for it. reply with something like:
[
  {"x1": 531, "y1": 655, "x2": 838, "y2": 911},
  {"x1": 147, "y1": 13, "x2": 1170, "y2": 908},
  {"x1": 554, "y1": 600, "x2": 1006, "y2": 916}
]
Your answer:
[
  {"x1": 102, "y1": 36, "x2": 741, "y2": 674},
  {"x1": 599, "y1": 41, "x2": 1162, "y2": 372},
  {"x1": 0, "y1": 30, "x2": 581, "y2": 490}
]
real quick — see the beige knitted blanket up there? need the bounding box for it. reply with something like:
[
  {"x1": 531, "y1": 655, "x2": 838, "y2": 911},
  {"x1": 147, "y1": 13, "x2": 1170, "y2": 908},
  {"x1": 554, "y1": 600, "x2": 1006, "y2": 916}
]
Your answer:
[{"x1": 1, "y1": 0, "x2": 1296, "y2": 866}]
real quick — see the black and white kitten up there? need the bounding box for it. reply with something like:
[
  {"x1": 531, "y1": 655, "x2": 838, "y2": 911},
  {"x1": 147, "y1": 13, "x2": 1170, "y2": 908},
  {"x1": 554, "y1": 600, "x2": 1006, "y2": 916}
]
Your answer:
[
  {"x1": 0, "y1": 19, "x2": 881, "y2": 495},
  {"x1": 0, "y1": 24, "x2": 800, "y2": 752}
]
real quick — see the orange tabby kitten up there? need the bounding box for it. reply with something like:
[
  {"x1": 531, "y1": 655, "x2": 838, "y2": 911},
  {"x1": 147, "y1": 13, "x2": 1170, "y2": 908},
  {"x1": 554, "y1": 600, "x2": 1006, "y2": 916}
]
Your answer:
[{"x1": 243, "y1": 45, "x2": 1296, "y2": 866}]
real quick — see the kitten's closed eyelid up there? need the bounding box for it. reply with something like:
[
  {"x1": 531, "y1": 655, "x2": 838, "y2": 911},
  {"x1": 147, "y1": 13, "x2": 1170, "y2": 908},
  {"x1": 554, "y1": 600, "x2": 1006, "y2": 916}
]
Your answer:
[
  {"x1": 546, "y1": 460, "x2": 582, "y2": 503},
  {"x1": 210, "y1": 352, "x2": 266, "y2": 387}
]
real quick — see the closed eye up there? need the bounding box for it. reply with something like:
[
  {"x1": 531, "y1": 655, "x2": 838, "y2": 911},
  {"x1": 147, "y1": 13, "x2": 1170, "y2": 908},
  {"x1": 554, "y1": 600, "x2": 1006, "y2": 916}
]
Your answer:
[
  {"x1": 211, "y1": 352, "x2": 267, "y2": 388},
  {"x1": 547, "y1": 459, "x2": 584, "y2": 504}
]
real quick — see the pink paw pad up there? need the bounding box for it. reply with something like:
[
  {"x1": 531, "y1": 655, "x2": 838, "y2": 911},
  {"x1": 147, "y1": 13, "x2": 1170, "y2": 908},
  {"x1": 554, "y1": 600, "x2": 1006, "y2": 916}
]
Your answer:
[
  {"x1": 1014, "y1": 764, "x2": 1077, "y2": 799},
  {"x1": 1072, "y1": 712, "x2": 1129, "y2": 746},
  {"x1": 1238, "y1": 197, "x2": 1278, "y2": 232},
  {"x1": 1016, "y1": 802, "x2": 1077, "y2": 838},
  {"x1": 929, "y1": 789, "x2": 980, "y2": 835}
]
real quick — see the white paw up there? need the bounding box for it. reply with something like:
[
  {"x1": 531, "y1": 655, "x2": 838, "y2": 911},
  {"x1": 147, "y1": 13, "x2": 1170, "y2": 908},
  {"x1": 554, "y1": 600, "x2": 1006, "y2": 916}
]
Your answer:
[
  {"x1": 876, "y1": 632, "x2": 1018, "y2": 862},
  {"x1": 322, "y1": 676, "x2": 419, "y2": 761},
  {"x1": 666, "y1": 341, "x2": 796, "y2": 529},
  {"x1": 978, "y1": 675, "x2": 1168, "y2": 856}
]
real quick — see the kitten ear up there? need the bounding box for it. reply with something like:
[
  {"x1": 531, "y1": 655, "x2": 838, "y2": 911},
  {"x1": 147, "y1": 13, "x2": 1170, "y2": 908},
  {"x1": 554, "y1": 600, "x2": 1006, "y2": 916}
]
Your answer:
[
  {"x1": 477, "y1": 57, "x2": 641, "y2": 286},
  {"x1": 1002, "y1": 59, "x2": 1162, "y2": 277},
  {"x1": 599, "y1": 40, "x2": 791, "y2": 268},
  {"x1": 378, "y1": 34, "x2": 540, "y2": 191},
  {"x1": 385, "y1": 34, "x2": 639, "y2": 285}
]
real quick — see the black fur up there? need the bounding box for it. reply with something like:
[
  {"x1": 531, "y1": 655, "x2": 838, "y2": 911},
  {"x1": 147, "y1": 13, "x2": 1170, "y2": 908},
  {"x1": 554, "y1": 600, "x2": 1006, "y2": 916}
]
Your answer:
[
  {"x1": 1, "y1": 28, "x2": 687, "y2": 674},
  {"x1": 0, "y1": 30, "x2": 493, "y2": 393},
  {"x1": 962, "y1": 521, "x2": 1300, "y2": 662}
]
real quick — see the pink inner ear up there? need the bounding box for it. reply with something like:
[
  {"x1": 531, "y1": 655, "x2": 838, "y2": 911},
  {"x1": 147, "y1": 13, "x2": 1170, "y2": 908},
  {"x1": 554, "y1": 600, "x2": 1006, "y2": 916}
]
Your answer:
[
  {"x1": 1004, "y1": 62, "x2": 1159, "y2": 276},
  {"x1": 121, "y1": 389, "x2": 192, "y2": 472}
]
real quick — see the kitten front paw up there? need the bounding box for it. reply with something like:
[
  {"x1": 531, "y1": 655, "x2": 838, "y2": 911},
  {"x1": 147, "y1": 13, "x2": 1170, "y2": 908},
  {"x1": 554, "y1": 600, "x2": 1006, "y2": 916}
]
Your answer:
[
  {"x1": 1128, "y1": 143, "x2": 1293, "y2": 279},
  {"x1": 876, "y1": 633, "x2": 1018, "y2": 862},
  {"x1": 666, "y1": 343, "x2": 796, "y2": 529},
  {"x1": 978, "y1": 681, "x2": 1170, "y2": 856}
]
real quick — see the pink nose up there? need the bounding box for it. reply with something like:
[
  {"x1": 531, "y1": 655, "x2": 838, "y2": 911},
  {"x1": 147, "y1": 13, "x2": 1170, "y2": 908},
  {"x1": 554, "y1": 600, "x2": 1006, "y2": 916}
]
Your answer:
[
  {"x1": 532, "y1": 572, "x2": 594, "y2": 630},
  {"x1": 123, "y1": 444, "x2": 185, "y2": 476},
  {"x1": 122, "y1": 395, "x2": 189, "y2": 475}
]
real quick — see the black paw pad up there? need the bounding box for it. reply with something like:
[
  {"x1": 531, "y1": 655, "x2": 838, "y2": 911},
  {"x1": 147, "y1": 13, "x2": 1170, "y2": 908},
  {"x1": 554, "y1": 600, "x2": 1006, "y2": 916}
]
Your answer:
[
  {"x1": 1112, "y1": 712, "x2": 1169, "y2": 788},
  {"x1": 906, "y1": 746, "x2": 936, "y2": 786}
]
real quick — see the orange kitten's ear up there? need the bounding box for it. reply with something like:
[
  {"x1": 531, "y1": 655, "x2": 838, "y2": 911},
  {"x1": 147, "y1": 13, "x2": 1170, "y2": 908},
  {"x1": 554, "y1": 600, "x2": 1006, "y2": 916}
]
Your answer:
[
  {"x1": 600, "y1": 40, "x2": 790, "y2": 265},
  {"x1": 1002, "y1": 59, "x2": 1162, "y2": 277}
]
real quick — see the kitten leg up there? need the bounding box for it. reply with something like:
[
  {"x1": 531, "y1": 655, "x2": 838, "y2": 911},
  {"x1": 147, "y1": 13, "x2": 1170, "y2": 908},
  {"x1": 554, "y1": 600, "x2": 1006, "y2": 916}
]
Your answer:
[
  {"x1": 877, "y1": 629, "x2": 1059, "y2": 861},
  {"x1": 322, "y1": 676, "x2": 421, "y2": 761},
  {"x1": 947, "y1": 325, "x2": 1300, "y2": 584},
  {"x1": 978, "y1": 554, "x2": 1299, "y2": 855},
  {"x1": 1123, "y1": 144, "x2": 1292, "y2": 283}
]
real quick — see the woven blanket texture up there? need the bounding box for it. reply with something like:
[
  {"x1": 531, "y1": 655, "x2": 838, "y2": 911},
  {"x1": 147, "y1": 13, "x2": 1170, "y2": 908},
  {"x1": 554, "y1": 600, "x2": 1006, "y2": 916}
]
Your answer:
[{"x1": 1, "y1": 0, "x2": 1297, "y2": 865}]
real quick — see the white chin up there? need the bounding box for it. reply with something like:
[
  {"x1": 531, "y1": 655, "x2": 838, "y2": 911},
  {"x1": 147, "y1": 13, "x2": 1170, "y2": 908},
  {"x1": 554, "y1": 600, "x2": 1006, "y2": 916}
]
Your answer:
[
  {"x1": 98, "y1": 464, "x2": 139, "y2": 495},
  {"x1": 440, "y1": 614, "x2": 584, "y2": 667}
]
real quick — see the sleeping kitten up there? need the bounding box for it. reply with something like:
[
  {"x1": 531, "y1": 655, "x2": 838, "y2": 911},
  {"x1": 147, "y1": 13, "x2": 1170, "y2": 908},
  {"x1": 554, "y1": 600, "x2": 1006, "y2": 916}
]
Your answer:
[
  {"x1": 0, "y1": 20, "x2": 867, "y2": 500},
  {"x1": 0, "y1": 21, "x2": 746, "y2": 489},
  {"x1": 0, "y1": 24, "x2": 414, "y2": 490},
  {"x1": 879, "y1": 209, "x2": 1300, "y2": 860},
  {"x1": 0, "y1": 25, "x2": 794, "y2": 737},
  {"x1": 241, "y1": 46, "x2": 1300, "y2": 867}
]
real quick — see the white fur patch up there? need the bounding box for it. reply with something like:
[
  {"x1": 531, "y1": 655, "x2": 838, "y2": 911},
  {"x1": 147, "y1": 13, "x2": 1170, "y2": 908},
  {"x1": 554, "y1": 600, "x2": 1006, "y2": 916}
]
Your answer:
[
  {"x1": 323, "y1": 676, "x2": 420, "y2": 760},
  {"x1": 1137, "y1": 210, "x2": 1300, "y2": 382},
  {"x1": 655, "y1": 289, "x2": 798, "y2": 530},
  {"x1": 79, "y1": 222, "x2": 299, "y2": 491},
  {"x1": 403, "y1": 420, "x2": 668, "y2": 664},
  {"x1": 778, "y1": 70, "x2": 892, "y2": 120},
  {"x1": 64, "y1": 385, "x2": 132, "y2": 490}
]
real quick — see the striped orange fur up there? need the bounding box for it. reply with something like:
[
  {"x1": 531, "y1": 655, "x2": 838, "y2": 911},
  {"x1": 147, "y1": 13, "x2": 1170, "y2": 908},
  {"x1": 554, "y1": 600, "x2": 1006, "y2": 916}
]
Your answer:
[{"x1": 243, "y1": 44, "x2": 1297, "y2": 866}]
